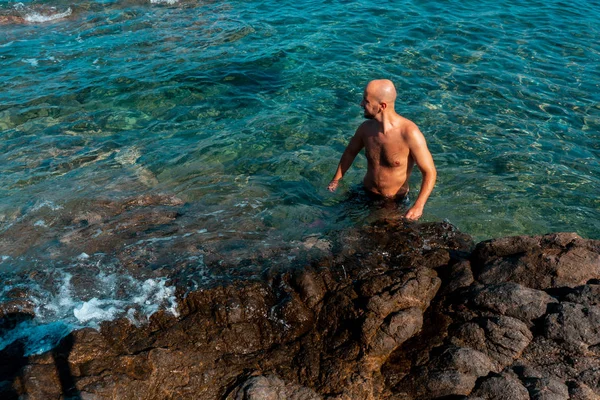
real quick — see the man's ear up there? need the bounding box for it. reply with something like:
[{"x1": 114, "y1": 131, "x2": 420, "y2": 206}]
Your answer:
[{"x1": 380, "y1": 102, "x2": 387, "y2": 110}]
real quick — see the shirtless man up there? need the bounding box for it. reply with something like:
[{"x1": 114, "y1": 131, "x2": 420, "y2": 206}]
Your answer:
[{"x1": 328, "y1": 79, "x2": 437, "y2": 221}]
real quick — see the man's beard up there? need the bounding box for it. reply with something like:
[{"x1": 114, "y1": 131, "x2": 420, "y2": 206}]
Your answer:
[{"x1": 363, "y1": 112, "x2": 375, "y2": 119}]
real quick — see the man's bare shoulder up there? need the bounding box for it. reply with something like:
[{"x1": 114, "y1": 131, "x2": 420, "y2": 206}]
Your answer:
[
  {"x1": 356, "y1": 120, "x2": 377, "y2": 136},
  {"x1": 399, "y1": 117, "x2": 423, "y2": 139}
]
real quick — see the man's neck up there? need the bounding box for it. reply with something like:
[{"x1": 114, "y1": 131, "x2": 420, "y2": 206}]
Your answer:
[{"x1": 377, "y1": 111, "x2": 400, "y2": 134}]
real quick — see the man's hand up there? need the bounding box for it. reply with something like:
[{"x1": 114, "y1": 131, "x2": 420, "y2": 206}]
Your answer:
[
  {"x1": 405, "y1": 205, "x2": 423, "y2": 221},
  {"x1": 327, "y1": 179, "x2": 340, "y2": 192}
]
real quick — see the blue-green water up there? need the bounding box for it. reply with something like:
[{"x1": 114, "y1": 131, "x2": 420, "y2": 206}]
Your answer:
[{"x1": 0, "y1": 0, "x2": 599, "y2": 353}]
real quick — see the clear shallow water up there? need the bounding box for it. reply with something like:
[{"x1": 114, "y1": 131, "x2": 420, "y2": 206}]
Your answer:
[{"x1": 1, "y1": 0, "x2": 599, "y2": 353}]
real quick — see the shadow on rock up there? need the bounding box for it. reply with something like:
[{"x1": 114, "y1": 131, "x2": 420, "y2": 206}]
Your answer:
[
  {"x1": 0, "y1": 311, "x2": 82, "y2": 399},
  {"x1": 0, "y1": 312, "x2": 32, "y2": 400}
]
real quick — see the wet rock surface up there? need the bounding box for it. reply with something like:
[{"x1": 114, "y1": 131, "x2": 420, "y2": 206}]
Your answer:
[{"x1": 1, "y1": 220, "x2": 599, "y2": 399}]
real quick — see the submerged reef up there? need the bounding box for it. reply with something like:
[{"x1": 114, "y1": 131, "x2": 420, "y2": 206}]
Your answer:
[{"x1": 1, "y1": 217, "x2": 599, "y2": 399}]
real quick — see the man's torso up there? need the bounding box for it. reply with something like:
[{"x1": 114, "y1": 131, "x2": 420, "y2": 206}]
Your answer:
[{"x1": 359, "y1": 118, "x2": 415, "y2": 197}]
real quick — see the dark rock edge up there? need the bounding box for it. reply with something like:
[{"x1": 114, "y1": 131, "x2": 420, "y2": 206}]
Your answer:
[{"x1": 1, "y1": 219, "x2": 599, "y2": 400}]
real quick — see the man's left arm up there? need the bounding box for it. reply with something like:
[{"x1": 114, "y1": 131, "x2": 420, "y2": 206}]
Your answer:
[{"x1": 405, "y1": 126, "x2": 437, "y2": 220}]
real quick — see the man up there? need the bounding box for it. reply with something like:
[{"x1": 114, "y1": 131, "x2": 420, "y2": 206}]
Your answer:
[{"x1": 328, "y1": 79, "x2": 436, "y2": 221}]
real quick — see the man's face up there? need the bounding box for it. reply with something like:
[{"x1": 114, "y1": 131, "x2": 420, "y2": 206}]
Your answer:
[{"x1": 361, "y1": 91, "x2": 379, "y2": 119}]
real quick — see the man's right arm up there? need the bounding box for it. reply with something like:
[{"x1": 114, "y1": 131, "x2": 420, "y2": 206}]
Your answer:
[
  {"x1": 328, "y1": 128, "x2": 364, "y2": 192},
  {"x1": 404, "y1": 125, "x2": 436, "y2": 220}
]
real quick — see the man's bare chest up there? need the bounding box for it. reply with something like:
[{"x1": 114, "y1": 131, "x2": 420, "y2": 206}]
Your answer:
[{"x1": 364, "y1": 135, "x2": 409, "y2": 168}]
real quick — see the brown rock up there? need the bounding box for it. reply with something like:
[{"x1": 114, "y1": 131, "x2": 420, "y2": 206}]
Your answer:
[
  {"x1": 451, "y1": 316, "x2": 533, "y2": 371},
  {"x1": 368, "y1": 307, "x2": 424, "y2": 360},
  {"x1": 470, "y1": 372, "x2": 529, "y2": 400},
  {"x1": 3, "y1": 220, "x2": 600, "y2": 400},
  {"x1": 423, "y1": 370, "x2": 478, "y2": 398},
  {"x1": 564, "y1": 285, "x2": 600, "y2": 308},
  {"x1": 524, "y1": 376, "x2": 569, "y2": 400},
  {"x1": 231, "y1": 375, "x2": 322, "y2": 400},
  {"x1": 428, "y1": 346, "x2": 496, "y2": 377},
  {"x1": 568, "y1": 381, "x2": 600, "y2": 400},
  {"x1": 439, "y1": 260, "x2": 474, "y2": 296},
  {"x1": 472, "y1": 233, "x2": 600, "y2": 289},
  {"x1": 544, "y1": 302, "x2": 600, "y2": 347},
  {"x1": 464, "y1": 282, "x2": 557, "y2": 325}
]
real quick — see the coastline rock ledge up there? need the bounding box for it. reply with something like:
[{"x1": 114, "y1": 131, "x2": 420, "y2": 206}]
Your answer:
[{"x1": 1, "y1": 220, "x2": 599, "y2": 399}]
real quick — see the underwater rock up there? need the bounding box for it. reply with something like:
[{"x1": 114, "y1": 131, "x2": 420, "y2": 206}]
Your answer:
[
  {"x1": 1, "y1": 221, "x2": 600, "y2": 400},
  {"x1": 0, "y1": 16, "x2": 25, "y2": 24}
]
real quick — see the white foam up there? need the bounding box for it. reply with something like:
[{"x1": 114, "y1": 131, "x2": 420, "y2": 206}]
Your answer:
[
  {"x1": 33, "y1": 219, "x2": 47, "y2": 227},
  {"x1": 23, "y1": 7, "x2": 72, "y2": 23},
  {"x1": 150, "y1": 0, "x2": 179, "y2": 4},
  {"x1": 22, "y1": 58, "x2": 38, "y2": 67},
  {"x1": 114, "y1": 146, "x2": 141, "y2": 166},
  {"x1": 74, "y1": 298, "x2": 121, "y2": 323},
  {"x1": 200, "y1": 210, "x2": 225, "y2": 217},
  {"x1": 68, "y1": 276, "x2": 179, "y2": 326},
  {"x1": 30, "y1": 200, "x2": 63, "y2": 212},
  {"x1": 130, "y1": 278, "x2": 179, "y2": 318},
  {"x1": 0, "y1": 258, "x2": 179, "y2": 355},
  {"x1": 234, "y1": 200, "x2": 263, "y2": 209},
  {"x1": 133, "y1": 235, "x2": 179, "y2": 246},
  {"x1": 57, "y1": 273, "x2": 73, "y2": 308}
]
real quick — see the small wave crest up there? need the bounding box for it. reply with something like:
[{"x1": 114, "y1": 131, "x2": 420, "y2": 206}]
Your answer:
[
  {"x1": 23, "y1": 7, "x2": 72, "y2": 23},
  {"x1": 150, "y1": 0, "x2": 179, "y2": 4},
  {"x1": 0, "y1": 257, "x2": 179, "y2": 356},
  {"x1": 9, "y1": 3, "x2": 72, "y2": 23}
]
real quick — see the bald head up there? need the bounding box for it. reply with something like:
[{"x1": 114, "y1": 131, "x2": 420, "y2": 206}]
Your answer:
[
  {"x1": 365, "y1": 79, "x2": 397, "y2": 105},
  {"x1": 361, "y1": 79, "x2": 397, "y2": 120}
]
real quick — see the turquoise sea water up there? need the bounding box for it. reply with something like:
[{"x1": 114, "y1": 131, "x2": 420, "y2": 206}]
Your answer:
[{"x1": 0, "y1": 0, "x2": 599, "y2": 353}]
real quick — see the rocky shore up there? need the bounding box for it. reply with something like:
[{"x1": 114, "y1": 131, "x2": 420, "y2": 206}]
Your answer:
[{"x1": 1, "y1": 217, "x2": 599, "y2": 399}]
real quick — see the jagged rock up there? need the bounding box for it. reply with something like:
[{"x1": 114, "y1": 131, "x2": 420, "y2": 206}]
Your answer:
[
  {"x1": 439, "y1": 260, "x2": 474, "y2": 296},
  {"x1": 230, "y1": 375, "x2": 322, "y2": 400},
  {"x1": 523, "y1": 376, "x2": 569, "y2": 400},
  {"x1": 367, "y1": 307, "x2": 424, "y2": 360},
  {"x1": 578, "y1": 368, "x2": 600, "y2": 396},
  {"x1": 428, "y1": 346, "x2": 495, "y2": 377},
  {"x1": 564, "y1": 284, "x2": 600, "y2": 307},
  {"x1": 15, "y1": 366, "x2": 59, "y2": 399},
  {"x1": 450, "y1": 315, "x2": 533, "y2": 372},
  {"x1": 469, "y1": 372, "x2": 529, "y2": 400},
  {"x1": 0, "y1": 300, "x2": 35, "y2": 329},
  {"x1": 422, "y1": 370, "x2": 478, "y2": 398},
  {"x1": 463, "y1": 282, "x2": 557, "y2": 325},
  {"x1": 544, "y1": 302, "x2": 600, "y2": 347},
  {"x1": 291, "y1": 270, "x2": 327, "y2": 309},
  {"x1": 360, "y1": 267, "x2": 440, "y2": 355},
  {"x1": 2, "y1": 223, "x2": 600, "y2": 400},
  {"x1": 405, "y1": 346, "x2": 496, "y2": 398},
  {"x1": 568, "y1": 381, "x2": 599, "y2": 400},
  {"x1": 471, "y1": 233, "x2": 600, "y2": 289},
  {"x1": 516, "y1": 335, "x2": 600, "y2": 394}
]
